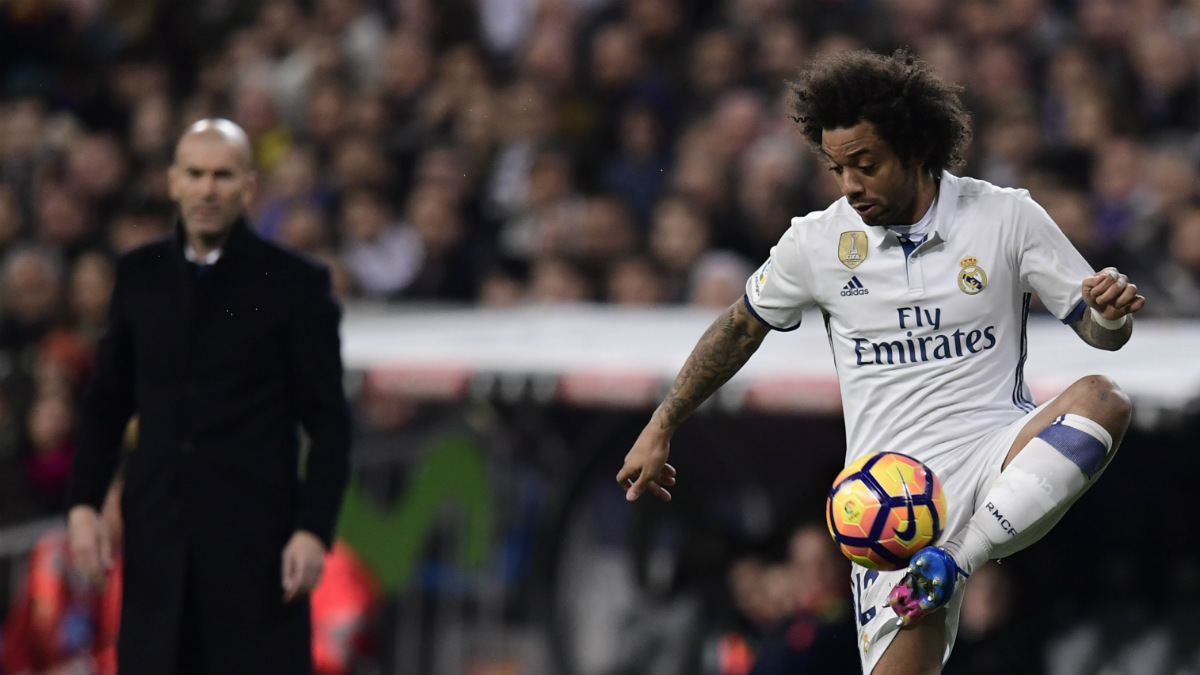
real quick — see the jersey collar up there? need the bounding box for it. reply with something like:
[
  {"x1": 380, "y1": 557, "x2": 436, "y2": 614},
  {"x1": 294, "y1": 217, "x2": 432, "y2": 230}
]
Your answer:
[
  {"x1": 925, "y1": 171, "x2": 961, "y2": 246},
  {"x1": 870, "y1": 171, "x2": 961, "y2": 251}
]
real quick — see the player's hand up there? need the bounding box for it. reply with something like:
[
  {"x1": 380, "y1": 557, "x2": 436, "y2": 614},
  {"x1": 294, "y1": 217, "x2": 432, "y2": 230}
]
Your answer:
[
  {"x1": 616, "y1": 426, "x2": 677, "y2": 503},
  {"x1": 68, "y1": 505, "x2": 113, "y2": 588},
  {"x1": 282, "y1": 530, "x2": 327, "y2": 602},
  {"x1": 1082, "y1": 267, "x2": 1145, "y2": 320}
]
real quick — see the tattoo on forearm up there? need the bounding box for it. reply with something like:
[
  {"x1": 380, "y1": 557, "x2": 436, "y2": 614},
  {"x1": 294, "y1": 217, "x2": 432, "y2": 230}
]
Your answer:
[
  {"x1": 657, "y1": 306, "x2": 766, "y2": 430},
  {"x1": 1072, "y1": 313, "x2": 1132, "y2": 351}
]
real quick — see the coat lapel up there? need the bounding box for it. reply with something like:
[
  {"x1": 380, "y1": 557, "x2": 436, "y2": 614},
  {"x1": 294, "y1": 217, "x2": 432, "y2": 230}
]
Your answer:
[
  {"x1": 169, "y1": 224, "x2": 201, "y2": 348},
  {"x1": 171, "y1": 215, "x2": 258, "y2": 351}
]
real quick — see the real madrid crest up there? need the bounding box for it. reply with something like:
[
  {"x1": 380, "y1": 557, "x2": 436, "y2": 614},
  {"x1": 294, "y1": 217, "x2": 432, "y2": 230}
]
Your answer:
[
  {"x1": 958, "y1": 255, "x2": 987, "y2": 294},
  {"x1": 839, "y1": 231, "x2": 867, "y2": 269}
]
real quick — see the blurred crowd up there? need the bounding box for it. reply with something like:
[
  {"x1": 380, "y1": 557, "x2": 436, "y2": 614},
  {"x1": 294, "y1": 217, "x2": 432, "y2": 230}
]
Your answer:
[{"x1": 0, "y1": 0, "x2": 1199, "y2": 643}]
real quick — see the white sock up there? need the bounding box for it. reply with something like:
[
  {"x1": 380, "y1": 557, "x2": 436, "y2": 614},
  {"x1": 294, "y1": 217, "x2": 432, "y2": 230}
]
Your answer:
[{"x1": 941, "y1": 414, "x2": 1112, "y2": 575}]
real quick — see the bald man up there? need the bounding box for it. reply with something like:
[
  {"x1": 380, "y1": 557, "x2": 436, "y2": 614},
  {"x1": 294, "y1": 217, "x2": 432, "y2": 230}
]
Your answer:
[{"x1": 67, "y1": 119, "x2": 351, "y2": 674}]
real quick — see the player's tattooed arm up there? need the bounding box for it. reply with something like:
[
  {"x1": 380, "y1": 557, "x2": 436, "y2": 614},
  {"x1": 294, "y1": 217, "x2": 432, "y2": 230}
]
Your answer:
[
  {"x1": 618, "y1": 301, "x2": 769, "y2": 503},
  {"x1": 1069, "y1": 310, "x2": 1132, "y2": 351},
  {"x1": 654, "y1": 301, "x2": 771, "y2": 431}
]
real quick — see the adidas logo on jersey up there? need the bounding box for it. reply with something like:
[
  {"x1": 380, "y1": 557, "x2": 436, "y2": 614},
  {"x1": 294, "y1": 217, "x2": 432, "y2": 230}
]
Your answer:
[{"x1": 841, "y1": 276, "x2": 869, "y2": 296}]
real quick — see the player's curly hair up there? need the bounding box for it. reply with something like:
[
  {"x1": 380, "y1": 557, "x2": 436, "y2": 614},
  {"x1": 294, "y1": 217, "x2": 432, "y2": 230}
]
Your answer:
[{"x1": 788, "y1": 48, "x2": 973, "y2": 174}]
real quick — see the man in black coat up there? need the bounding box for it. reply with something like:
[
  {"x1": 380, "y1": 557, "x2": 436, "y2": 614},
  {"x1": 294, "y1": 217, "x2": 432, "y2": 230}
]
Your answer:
[{"x1": 66, "y1": 119, "x2": 352, "y2": 675}]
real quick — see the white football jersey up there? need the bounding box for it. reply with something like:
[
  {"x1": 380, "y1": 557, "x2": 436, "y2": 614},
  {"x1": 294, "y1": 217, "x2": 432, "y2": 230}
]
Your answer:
[{"x1": 745, "y1": 172, "x2": 1094, "y2": 475}]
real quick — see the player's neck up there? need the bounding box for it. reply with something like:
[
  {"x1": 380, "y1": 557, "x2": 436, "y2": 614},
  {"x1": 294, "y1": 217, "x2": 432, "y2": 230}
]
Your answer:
[
  {"x1": 905, "y1": 172, "x2": 939, "y2": 225},
  {"x1": 888, "y1": 194, "x2": 937, "y2": 241}
]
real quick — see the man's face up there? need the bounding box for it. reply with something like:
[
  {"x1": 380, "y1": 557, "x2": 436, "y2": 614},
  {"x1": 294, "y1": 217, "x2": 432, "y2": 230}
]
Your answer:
[
  {"x1": 168, "y1": 135, "x2": 255, "y2": 244},
  {"x1": 821, "y1": 121, "x2": 925, "y2": 227}
]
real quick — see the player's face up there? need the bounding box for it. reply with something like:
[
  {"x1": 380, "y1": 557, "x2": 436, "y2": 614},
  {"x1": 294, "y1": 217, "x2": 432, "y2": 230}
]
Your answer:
[
  {"x1": 169, "y1": 135, "x2": 256, "y2": 246},
  {"x1": 821, "y1": 121, "x2": 929, "y2": 227}
]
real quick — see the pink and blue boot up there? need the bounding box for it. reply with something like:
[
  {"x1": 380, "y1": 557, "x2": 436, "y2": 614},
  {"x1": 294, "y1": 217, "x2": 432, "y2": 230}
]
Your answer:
[{"x1": 886, "y1": 547, "x2": 969, "y2": 626}]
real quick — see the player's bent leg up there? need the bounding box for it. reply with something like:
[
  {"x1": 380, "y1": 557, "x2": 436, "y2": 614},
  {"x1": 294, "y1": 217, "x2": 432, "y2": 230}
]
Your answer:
[
  {"x1": 870, "y1": 617, "x2": 947, "y2": 675},
  {"x1": 934, "y1": 375, "x2": 1130, "y2": 579}
]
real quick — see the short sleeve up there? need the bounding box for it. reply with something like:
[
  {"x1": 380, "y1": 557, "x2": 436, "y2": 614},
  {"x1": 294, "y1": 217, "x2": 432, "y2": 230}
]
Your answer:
[
  {"x1": 744, "y1": 221, "x2": 817, "y2": 330},
  {"x1": 1012, "y1": 192, "x2": 1095, "y2": 321}
]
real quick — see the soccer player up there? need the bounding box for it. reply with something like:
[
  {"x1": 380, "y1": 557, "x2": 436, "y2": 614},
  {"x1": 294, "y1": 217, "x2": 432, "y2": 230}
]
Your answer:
[{"x1": 616, "y1": 48, "x2": 1144, "y2": 675}]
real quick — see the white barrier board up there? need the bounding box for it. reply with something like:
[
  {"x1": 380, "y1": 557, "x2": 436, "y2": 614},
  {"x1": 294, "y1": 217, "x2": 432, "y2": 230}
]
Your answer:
[{"x1": 342, "y1": 303, "x2": 1200, "y2": 423}]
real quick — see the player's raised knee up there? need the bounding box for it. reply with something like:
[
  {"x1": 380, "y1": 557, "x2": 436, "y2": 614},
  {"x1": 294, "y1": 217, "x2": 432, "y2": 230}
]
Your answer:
[
  {"x1": 1066, "y1": 374, "x2": 1131, "y2": 435},
  {"x1": 1083, "y1": 374, "x2": 1130, "y2": 413}
]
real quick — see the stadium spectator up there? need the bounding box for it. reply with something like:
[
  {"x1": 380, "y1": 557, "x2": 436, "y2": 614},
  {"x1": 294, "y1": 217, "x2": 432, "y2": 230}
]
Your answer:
[
  {"x1": 685, "y1": 28, "x2": 747, "y2": 118},
  {"x1": 573, "y1": 194, "x2": 639, "y2": 277},
  {"x1": 254, "y1": 143, "x2": 331, "y2": 241},
  {"x1": 331, "y1": 135, "x2": 396, "y2": 195},
  {"x1": 62, "y1": 134, "x2": 130, "y2": 222},
  {"x1": 667, "y1": 140, "x2": 735, "y2": 240},
  {"x1": 648, "y1": 194, "x2": 714, "y2": 301},
  {"x1": 600, "y1": 100, "x2": 674, "y2": 228},
  {"x1": 105, "y1": 197, "x2": 172, "y2": 256},
  {"x1": 126, "y1": 92, "x2": 175, "y2": 170},
  {"x1": 1038, "y1": 186, "x2": 1106, "y2": 269},
  {"x1": 975, "y1": 102, "x2": 1045, "y2": 189},
  {"x1": 686, "y1": 250, "x2": 755, "y2": 311},
  {"x1": 497, "y1": 144, "x2": 586, "y2": 263},
  {"x1": 34, "y1": 185, "x2": 101, "y2": 263},
  {"x1": 337, "y1": 184, "x2": 422, "y2": 299},
  {"x1": 606, "y1": 253, "x2": 668, "y2": 305},
  {"x1": 0, "y1": 98, "x2": 50, "y2": 202},
  {"x1": 276, "y1": 203, "x2": 333, "y2": 257},
  {"x1": 1120, "y1": 146, "x2": 1200, "y2": 269},
  {"x1": 1139, "y1": 202, "x2": 1200, "y2": 318},
  {"x1": 477, "y1": 265, "x2": 527, "y2": 307},
  {"x1": 1088, "y1": 136, "x2": 1145, "y2": 258},
  {"x1": 230, "y1": 81, "x2": 293, "y2": 174},
  {"x1": 65, "y1": 251, "x2": 116, "y2": 351},
  {"x1": 376, "y1": 29, "x2": 434, "y2": 119},
  {"x1": 528, "y1": 255, "x2": 594, "y2": 304},
  {"x1": 24, "y1": 392, "x2": 76, "y2": 515},
  {"x1": 490, "y1": 87, "x2": 552, "y2": 207},
  {"x1": 742, "y1": 524, "x2": 859, "y2": 675},
  {"x1": 66, "y1": 119, "x2": 351, "y2": 674},
  {"x1": 1126, "y1": 25, "x2": 1199, "y2": 141},
  {"x1": 731, "y1": 135, "x2": 810, "y2": 257},
  {"x1": 583, "y1": 22, "x2": 648, "y2": 139},
  {"x1": 0, "y1": 247, "x2": 65, "y2": 376},
  {"x1": 395, "y1": 181, "x2": 477, "y2": 301},
  {"x1": 748, "y1": 19, "x2": 807, "y2": 94}
]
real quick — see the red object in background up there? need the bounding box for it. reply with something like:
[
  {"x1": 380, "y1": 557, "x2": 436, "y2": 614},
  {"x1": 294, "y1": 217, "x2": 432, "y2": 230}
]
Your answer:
[
  {"x1": 717, "y1": 632, "x2": 754, "y2": 675},
  {"x1": 0, "y1": 529, "x2": 121, "y2": 675},
  {"x1": 311, "y1": 541, "x2": 382, "y2": 675}
]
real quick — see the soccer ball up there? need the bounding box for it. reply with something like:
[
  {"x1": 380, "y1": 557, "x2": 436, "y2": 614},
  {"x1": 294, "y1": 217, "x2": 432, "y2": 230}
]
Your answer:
[{"x1": 826, "y1": 452, "x2": 947, "y2": 570}]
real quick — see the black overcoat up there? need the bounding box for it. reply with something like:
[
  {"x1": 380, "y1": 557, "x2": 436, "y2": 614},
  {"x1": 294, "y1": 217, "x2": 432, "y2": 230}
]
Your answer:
[{"x1": 67, "y1": 218, "x2": 352, "y2": 674}]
